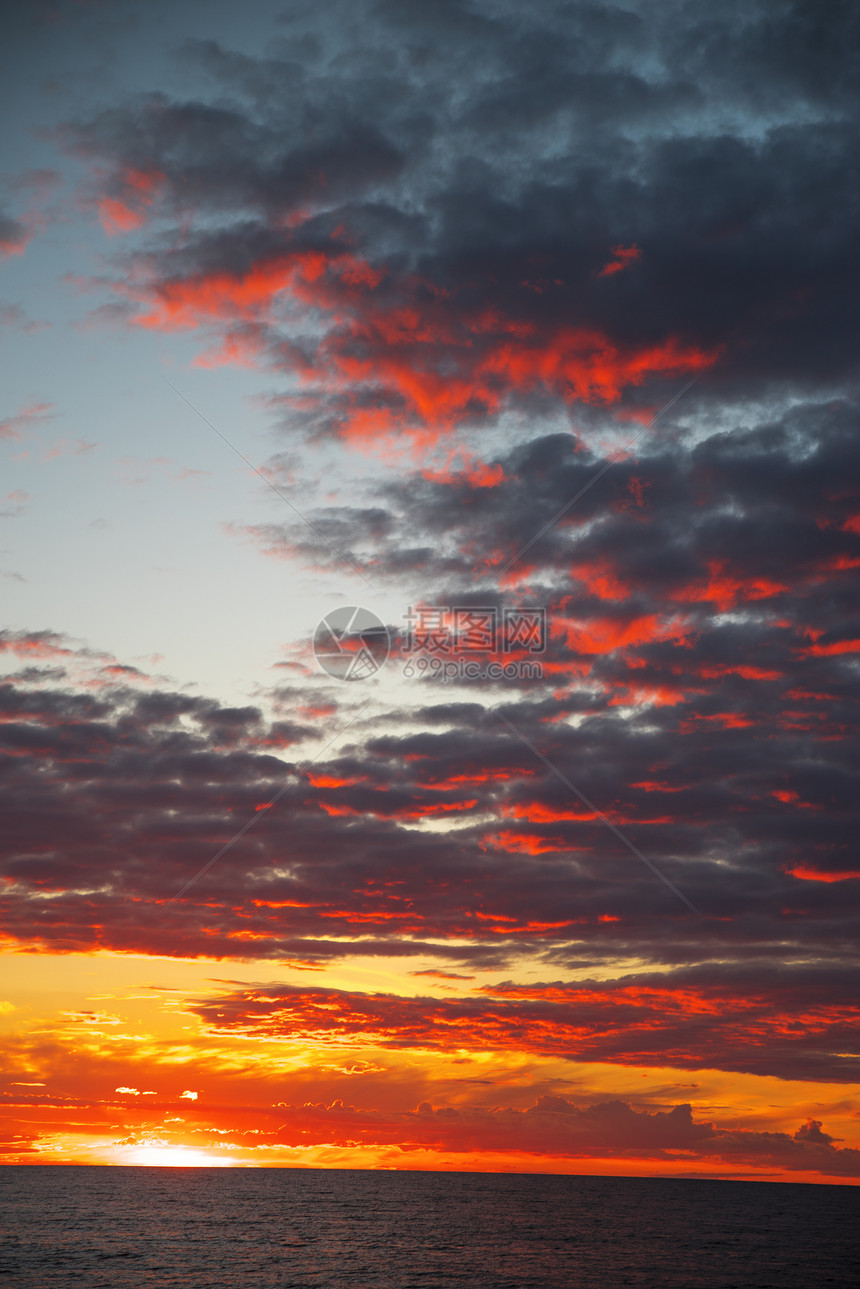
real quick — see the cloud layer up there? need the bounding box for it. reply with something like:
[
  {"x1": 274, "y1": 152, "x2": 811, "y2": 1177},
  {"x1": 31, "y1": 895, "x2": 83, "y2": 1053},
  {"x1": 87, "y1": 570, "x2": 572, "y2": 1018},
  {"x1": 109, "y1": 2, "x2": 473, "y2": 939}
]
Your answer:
[{"x1": 3, "y1": 0, "x2": 860, "y2": 1175}]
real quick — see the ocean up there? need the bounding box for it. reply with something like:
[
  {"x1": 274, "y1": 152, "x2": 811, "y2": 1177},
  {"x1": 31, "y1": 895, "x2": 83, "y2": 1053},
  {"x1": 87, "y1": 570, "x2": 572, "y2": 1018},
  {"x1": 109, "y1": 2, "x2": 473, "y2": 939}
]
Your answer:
[{"x1": 0, "y1": 1167, "x2": 857, "y2": 1288}]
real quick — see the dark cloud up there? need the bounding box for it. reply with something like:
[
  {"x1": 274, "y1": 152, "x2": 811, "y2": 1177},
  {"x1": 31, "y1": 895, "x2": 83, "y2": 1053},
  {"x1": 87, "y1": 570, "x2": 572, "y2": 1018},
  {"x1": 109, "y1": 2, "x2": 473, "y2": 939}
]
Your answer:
[
  {"x1": 6, "y1": 0, "x2": 860, "y2": 1102},
  {"x1": 1, "y1": 626, "x2": 858, "y2": 1087},
  {"x1": 59, "y1": 0, "x2": 860, "y2": 424},
  {"x1": 0, "y1": 208, "x2": 30, "y2": 257}
]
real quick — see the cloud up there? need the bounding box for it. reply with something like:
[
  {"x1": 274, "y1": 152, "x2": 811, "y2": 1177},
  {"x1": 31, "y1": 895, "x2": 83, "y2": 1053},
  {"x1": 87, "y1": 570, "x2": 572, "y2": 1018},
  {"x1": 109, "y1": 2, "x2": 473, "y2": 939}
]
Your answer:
[
  {"x1": 2, "y1": 0, "x2": 859, "y2": 1142},
  {"x1": 598, "y1": 244, "x2": 642, "y2": 278},
  {"x1": 0, "y1": 209, "x2": 33, "y2": 259},
  {"x1": 0, "y1": 302, "x2": 49, "y2": 333},
  {"x1": 57, "y1": 0, "x2": 860, "y2": 455},
  {"x1": 247, "y1": 1093, "x2": 860, "y2": 1176},
  {"x1": 0, "y1": 171, "x2": 55, "y2": 261},
  {"x1": 41, "y1": 438, "x2": 97, "y2": 462},
  {"x1": 0, "y1": 621, "x2": 857, "y2": 1084},
  {"x1": 188, "y1": 968, "x2": 859, "y2": 1083},
  {"x1": 0, "y1": 402, "x2": 54, "y2": 441}
]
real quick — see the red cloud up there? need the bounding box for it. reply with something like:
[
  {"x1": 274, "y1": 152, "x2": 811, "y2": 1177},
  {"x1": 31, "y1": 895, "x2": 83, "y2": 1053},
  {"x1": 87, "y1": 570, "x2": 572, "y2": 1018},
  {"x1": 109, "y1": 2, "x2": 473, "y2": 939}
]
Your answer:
[
  {"x1": 671, "y1": 561, "x2": 788, "y2": 612},
  {"x1": 482, "y1": 829, "x2": 580, "y2": 855},
  {"x1": 598, "y1": 244, "x2": 642, "y2": 277},
  {"x1": 97, "y1": 168, "x2": 164, "y2": 236},
  {"x1": 787, "y1": 866, "x2": 860, "y2": 883},
  {"x1": 115, "y1": 242, "x2": 718, "y2": 449},
  {"x1": 0, "y1": 230, "x2": 33, "y2": 259},
  {"x1": 801, "y1": 637, "x2": 860, "y2": 657},
  {"x1": 421, "y1": 452, "x2": 509, "y2": 489},
  {"x1": 98, "y1": 199, "x2": 146, "y2": 236},
  {"x1": 554, "y1": 611, "x2": 690, "y2": 655}
]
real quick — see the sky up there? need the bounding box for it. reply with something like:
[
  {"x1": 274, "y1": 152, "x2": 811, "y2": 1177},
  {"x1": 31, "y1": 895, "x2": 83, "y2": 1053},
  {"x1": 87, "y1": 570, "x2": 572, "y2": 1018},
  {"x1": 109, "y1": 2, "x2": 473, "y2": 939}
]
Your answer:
[{"x1": 1, "y1": 0, "x2": 859, "y2": 1181}]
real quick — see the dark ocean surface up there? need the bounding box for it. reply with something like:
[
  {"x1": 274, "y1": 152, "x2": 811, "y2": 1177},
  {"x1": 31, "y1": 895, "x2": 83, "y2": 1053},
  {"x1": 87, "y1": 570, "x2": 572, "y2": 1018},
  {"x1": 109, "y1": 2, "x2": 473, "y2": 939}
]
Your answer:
[{"x1": 0, "y1": 1166, "x2": 857, "y2": 1288}]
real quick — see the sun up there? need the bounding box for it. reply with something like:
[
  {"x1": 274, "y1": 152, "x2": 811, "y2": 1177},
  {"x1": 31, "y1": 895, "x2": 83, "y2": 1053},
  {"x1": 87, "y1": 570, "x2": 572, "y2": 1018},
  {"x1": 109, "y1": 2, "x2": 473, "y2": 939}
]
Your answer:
[{"x1": 124, "y1": 1145, "x2": 234, "y2": 1167}]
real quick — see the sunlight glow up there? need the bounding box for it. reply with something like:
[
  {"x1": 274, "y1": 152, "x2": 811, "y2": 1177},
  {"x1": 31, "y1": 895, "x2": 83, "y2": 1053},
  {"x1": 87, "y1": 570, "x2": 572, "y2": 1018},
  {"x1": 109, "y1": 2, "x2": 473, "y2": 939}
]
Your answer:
[{"x1": 124, "y1": 1145, "x2": 234, "y2": 1167}]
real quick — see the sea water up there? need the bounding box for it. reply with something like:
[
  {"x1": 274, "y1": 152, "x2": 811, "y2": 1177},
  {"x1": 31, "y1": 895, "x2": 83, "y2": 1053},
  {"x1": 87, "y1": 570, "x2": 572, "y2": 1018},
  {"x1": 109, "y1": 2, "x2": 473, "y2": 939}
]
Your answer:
[{"x1": 0, "y1": 1166, "x2": 857, "y2": 1288}]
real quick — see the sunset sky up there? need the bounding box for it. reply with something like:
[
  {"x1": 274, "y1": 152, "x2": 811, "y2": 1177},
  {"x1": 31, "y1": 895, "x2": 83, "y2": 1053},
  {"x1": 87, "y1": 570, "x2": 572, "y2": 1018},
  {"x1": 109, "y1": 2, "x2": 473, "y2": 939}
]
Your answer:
[{"x1": 1, "y1": 0, "x2": 859, "y2": 1181}]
